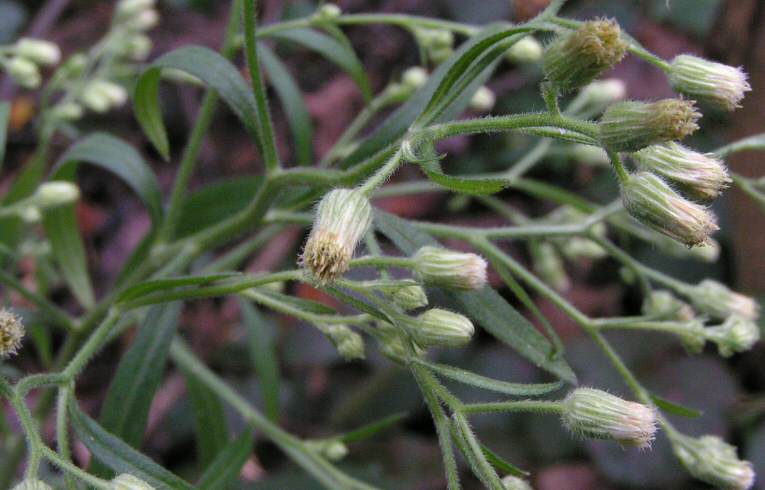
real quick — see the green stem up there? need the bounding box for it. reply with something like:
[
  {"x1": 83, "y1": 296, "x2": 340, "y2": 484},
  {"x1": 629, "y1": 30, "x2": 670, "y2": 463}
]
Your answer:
[
  {"x1": 55, "y1": 386, "x2": 78, "y2": 490},
  {"x1": 0, "y1": 269, "x2": 77, "y2": 332},
  {"x1": 41, "y1": 446, "x2": 111, "y2": 489},
  {"x1": 350, "y1": 255, "x2": 416, "y2": 269},
  {"x1": 461, "y1": 400, "x2": 564, "y2": 415},
  {"x1": 62, "y1": 309, "x2": 121, "y2": 380},
  {"x1": 358, "y1": 150, "x2": 403, "y2": 196}
]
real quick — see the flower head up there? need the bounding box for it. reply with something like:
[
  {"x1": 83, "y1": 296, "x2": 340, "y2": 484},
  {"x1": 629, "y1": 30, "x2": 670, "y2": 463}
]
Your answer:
[
  {"x1": 413, "y1": 246, "x2": 487, "y2": 290},
  {"x1": 411, "y1": 309, "x2": 474, "y2": 348},
  {"x1": 691, "y1": 280, "x2": 760, "y2": 321},
  {"x1": 673, "y1": 434, "x2": 755, "y2": 490},
  {"x1": 543, "y1": 19, "x2": 627, "y2": 91},
  {"x1": 599, "y1": 99, "x2": 701, "y2": 152},
  {"x1": 706, "y1": 316, "x2": 760, "y2": 357},
  {"x1": 301, "y1": 188, "x2": 372, "y2": 283},
  {"x1": 561, "y1": 388, "x2": 657, "y2": 449},
  {"x1": 632, "y1": 142, "x2": 730, "y2": 202},
  {"x1": 0, "y1": 309, "x2": 24, "y2": 359},
  {"x1": 621, "y1": 172, "x2": 718, "y2": 247},
  {"x1": 669, "y1": 54, "x2": 750, "y2": 112},
  {"x1": 111, "y1": 474, "x2": 156, "y2": 490}
]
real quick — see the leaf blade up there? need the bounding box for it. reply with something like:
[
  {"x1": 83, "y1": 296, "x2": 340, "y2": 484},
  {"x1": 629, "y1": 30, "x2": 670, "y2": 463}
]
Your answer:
[
  {"x1": 240, "y1": 300, "x2": 281, "y2": 423},
  {"x1": 197, "y1": 428, "x2": 255, "y2": 490}
]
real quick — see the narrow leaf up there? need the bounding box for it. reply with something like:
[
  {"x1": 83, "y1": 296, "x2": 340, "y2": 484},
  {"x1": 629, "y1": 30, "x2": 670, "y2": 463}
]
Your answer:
[
  {"x1": 118, "y1": 273, "x2": 242, "y2": 303},
  {"x1": 0, "y1": 101, "x2": 10, "y2": 170},
  {"x1": 338, "y1": 412, "x2": 408, "y2": 443},
  {"x1": 480, "y1": 443, "x2": 529, "y2": 477},
  {"x1": 240, "y1": 300, "x2": 281, "y2": 423},
  {"x1": 197, "y1": 428, "x2": 255, "y2": 490},
  {"x1": 651, "y1": 393, "x2": 703, "y2": 418},
  {"x1": 180, "y1": 365, "x2": 229, "y2": 469}
]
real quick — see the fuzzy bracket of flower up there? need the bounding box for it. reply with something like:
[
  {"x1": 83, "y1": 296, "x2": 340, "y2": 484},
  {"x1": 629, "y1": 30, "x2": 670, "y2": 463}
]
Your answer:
[{"x1": 0, "y1": 0, "x2": 763, "y2": 489}]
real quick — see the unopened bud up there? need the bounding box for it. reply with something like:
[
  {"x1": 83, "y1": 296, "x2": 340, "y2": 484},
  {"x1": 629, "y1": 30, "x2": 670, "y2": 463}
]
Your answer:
[
  {"x1": 688, "y1": 239, "x2": 720, "y2": 262},
  {"x1": 469, "y1": 86, "x2": 496, "y2": 112},
  {"x1": 691, "y1": 280, "x2": 759, "y2": 321},
  {"x1": 127, "y1": 9, "x2": 159, "y2": 31},
  {"x1": 317, "y1": 3, "x2": 342, "y2": 19},
  {"x1": 15, "y1": 38, "x2": 61, "y2": 66},
  {"x1": 543, "y1": 19, "x2": 627, "y2": 91},
  {"x1": 570, "y1": 143, "x2": 610, "y2": 167},
  {"x1": 301, "y1": 189, "x2": 372, "y2": 283},
  {"x1": 323, "y1": 440, "x2": 348, "y2": 461},
  {"x1": 111, "y1": 474, "x2": 156, "y2": 490},
  {"x1": 117, "y1": 0, "x2": 155, "y2": 17},
  {"x1": 580, "y1": 78, "x2": 627, "y2": 106},
  {"x1": 378, "y1": 280, "x2": 428, "y2": 310},
  {"x1": 323, "y1": 324, "x2": 365, "y2": 361},
  {"x1": 376, "y1": 321, "x2": 425, "y2": 362},
  {"x1": 126, "y1": 34, "x2": 152, "y2": 61},
  {"x1": 12, "y1": 480, "x2": 53, "y2": 490},
  {"x1": 531, "y1": 242, "x2": 570, "y2": 292},
  {"x1": 34, "y1": 182, "x2": 80, "y2": 209},
  {"x1": 506, "y1": 36, "x2": 543, "y2": 63},
  {"x1": 599, "y1": 99, "x2": 701, "y2": 152},
  {"x1": 621, "y1": 172, "x2": 718, "y2": 247},
  {"x1": 401, "y1": 66, "x2": 428, "y2": 91},
  {"x1": 706, "y1": 316, "x2": 760, "y2": 357},
  {"x1": 51, "y1": 102, "x2": 84, "y2": 121},
  {"x1": 632, "y1": 142, "x2": 730, "y2": 202},
  {"x1": 413, "y1": 246, "x2": 487, "y2": 290},
  {"x1": 561, "y1": 388, "x2": 657, "y2": 449},
  {"x1": 560, "y1": 237, "x2": 607, "y2": 260},
  {"x1": 7, "y1": 57, "x2": 41, "y2": 89},
  {"x1": 669, "y1": 54, "x2": 750, "y2": 112},
  {"x1": 81, "y1": 80, "x2": 127, "y2": 112},
  {"x1": 0, "y1": 308, "x2": 24, "y2": 359},
  {"x1": 501, "y1": 475, "x2": 534, "y2": 490},
  {"x1": 411, "y1": 309, "x2": 474, "y2": 348},
  {"x1": 673, "y1": 434, "x2": 754, "y2": 490},
  {"x1": 643, "y1": 290, "x2": 695, "y2": 322}
]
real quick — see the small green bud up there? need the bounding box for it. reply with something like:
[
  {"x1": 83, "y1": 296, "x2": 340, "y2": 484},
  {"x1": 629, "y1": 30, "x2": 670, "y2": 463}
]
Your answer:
[
  {"x1": 531, "y1": 242, "x2": 570, "y2": 292},
  {"x1": 688, "y1": 239, "x2": 720, "y2": 263},
  {"x1": 411, "y1": 309, "x2": 474, "y2": 348},
  {"x1": 429, "y1": 47, "x2": 454, "y2": 64},
  {"x1": 543, "y1": 19, "x2": 627, "y2": 91},
  {"x1": 378, "y1": 280, "x2": 428, "y2": 310},
  {"x1": 317, "y1": 3, "x2": 342, "y2": 19},
  {"x1": 643, "y1": 290, "x2": 695, "y2": 322},
  {"x1": 413, "y1": 246, "x2": 487, "y2": 290},
  {"x1": 375, "y1": 321, "x2": 425, "y2": 362},
  {"x1": 621, "y1": 172, "x2": 718, "y2": 247},
  {"x1": 323, "y1": 440, "x2": 348, "y2": 461},
  {"x1": 690, "y1": 280, "x2": 760, "y2": 321},
  {"x1": 469, "y1": 86, "x2": 496, "y2": 112},
  {"x1": 51, "y1": 102, "x2": 84, "y2": 121},
  {"x1": 570, "y1": 143, "x2": 610, "y2": 167},
  {"x1": 81, "y1": 80, "x2": 127, "y2": 113},
  {"x1": 561, "y1": 388, "x2": 657, "y2": 449},
  {"x1": 706, "y1": 315, "x2": 760, "y2": 357},
  {"x1": 15, "y1": 38, "x2": 61, "y2": 66},
  {"x1": 127, "y1": 9, "x2": 159, "y2": 31},
  {"x1": 61, "y1": 53, "x2": 87, "y2": 78},
  {"x1": 12, "y1": 480, "x2": 53, "y2": 490},
  {"x1": 111, "y1": 474, "x2": 156, "y2": 490},
  {"x1": 20, "y1": 206, "x2": 41, "y2": 223},
  {"x1": 599, "y1": 99, "x2": 701, "y2": 152},
  {"x1": 632, "y1": 142, "x2": 730, "y2": 202},
  {"x1": 501, "y1": 475, "x2": 534, "y2": 490},
  {"x1": 117, "y1": 0, "x2": 155, "y2": 17},
  {"x1": 579, "y1": 78, "x2": 627, "y2": 106},
  {"x1": 34, "y1": 181, "x2": 80, "y2": 209},
  {"x1": 505, "y1": 36, "x2": 543, "y2": 64},
  {"x1": 669, "y1": 54, "x2": 750, "y2": 112},
  {"x1": 0, "y1": 308, "x2": 24, "y2": 359},
  {"x1": 126, "y1": 34, "x2": 152, "y2": 61},
  {"x1": 7, "y1": 57, "x2": 41, "y2": 89},
  {"x1": 323, "y1": 325, "x2": 365, "y2": 361},
  {"x1": 401, "y1": 66, "x2": 429, "y2": 91},
  {"x1": 672, "y1": 434, "x2": 754, "y2": 490},
  {"x1": 301, "y1": 189, "x2": 372, "y2": 283}
]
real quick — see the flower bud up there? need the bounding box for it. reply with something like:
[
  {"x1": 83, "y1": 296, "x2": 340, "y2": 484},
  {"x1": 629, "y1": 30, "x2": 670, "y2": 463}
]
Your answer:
[
  {"x1": 51, "y1": 102, "x2": 84, "y2": 121},
  {"x1": 669, "y1": 54, "x2": 750, "y2": 112},
  {"x1": 378, "y1": 280, "x2": 428, "y2": 310},
  {"x1": 505, "y1": 36, "x2": 543, "y2": 64},
  {"x1": 401, "y1": 66, "x2": 428, "y2": 91},
  {"x1": 621, "y1": 172, "x2": 718, "y2": 247},
  {"x1": 413, "y1": 246, "x2": 487, "y2": 290},
  {"x1": 705, "y1": 316, "x2": 760, "y2": 357},
  {"x1": 7, "y1": 57, "x2": 41, "y2": 89},
  {"x1": 111, "y1": 474, "x2": 156, "y2": 490},
  {"x1": 12, "y1": 480, "x2": 53, "y2": 490},
  {"x1": 34, "y1": 182, "x2": 80, "y2": 209},
  {"x1": 0, "y1": 308, "x2": 24, "y2": 359},
  {"x1": 375, "y1": 321, "x2": 425, "y2": 361},
  {"x1": 673, "y1": 434, "x2": 754, "y2": 490},
  {"x1": 15, "y1": 38, "x2": 61, "y2": 66},
  {"x1": 531, "y1": 242, "x2": 570, "y2": 292},
  {"x1": 599, "y1": 99, "x2": 701, "y2": 152},
  {"x1": 580, "y1": 78, "x2": 627, "y2": 106},
  {"x1": 570, "y1": 143, "x2": 610, "y2": 167},
  {"x1": 126, "y1": 34, "x2": 152, "y2": 61},
  {"x1": 127, "y1": 9, "x2": 159, "y2": 31},
  {"x1": 301, "y1": 189, "x2": 372, "y2": 283},
  {"x1": 501, "y1": 475, "x2": 534, "y2": 490},
  {"x1": 632, "y1": 142, "x2": 730, "y2": 202},
  {"x1": 323, "y1": 324, "x2": 365, "y2": 361},
  {"x1": 542, "y1": 19, "x2": 627, "y2": 91},
  {"x1": 469, "y1": 86, "x2": 496, "y2": 112},
  {"x1": 560, "y1": 237, "x2": 607, "y2": 260},
  {"x1": 117, "y1": 0, "x2": 155, "y2": 17},
  {"x1": 317, "y1": 3, "x2": 342, "y2": 19},
  {"x1": 323, "y1": 440, "x2": 348, "y2": 461},
  {"x1": 690, "y1": 280, "x2": 759, "y2": 321},
  {"x1": 642, "y1": 290, "x2": 695, "y2": 322},
  {"x1": 561, "y1": 388, "x2": 657, "y2": 449},
  {"x1": 411, "y1": 309, "x2": 474, "y2": 348},
  {"x1": 81, "y1": 80, "x2": 126, "y2": 112},
  {"x1": 688, "y1": 239, "x2": 720, "y2": 263}
]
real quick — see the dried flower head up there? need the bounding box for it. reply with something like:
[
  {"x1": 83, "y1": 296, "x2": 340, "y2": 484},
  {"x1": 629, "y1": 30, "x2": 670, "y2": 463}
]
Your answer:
[
  {"x1": 0, "y1": 309, "x2": 24, "y2": 359},
  {"x1": 543, "y1": 19, "x2": 627, "y2": 91},
  {"x1": 301, "y1": 188, "x2": 372, "y2": 283},
  {"x1": 691, "y1": 279, "x2": 760, "y2": 321},
  {"x1": 669, "y1": 54, "x2": 751, "y2": 112},
  {"x1": 673, "y1": 434, "x2": 755, "y2": 490},
  {"x1": 621, "y1": 172, "x2": 718, "y2": 247},
  {"x1": 561, "y1": 388, "x2": 657, "y2": 449},
  {"x1": 414, "y1": 246, "x2": 487, "y2": 290},
  {"x1": 599, "y1": 99, "x2": 701, "y2": 152},
  {"x1": 632, "y1": 142, "x2": 731, "y2": 202}
]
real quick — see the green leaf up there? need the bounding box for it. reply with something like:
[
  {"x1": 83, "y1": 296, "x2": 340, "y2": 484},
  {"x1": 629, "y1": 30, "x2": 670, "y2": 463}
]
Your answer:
[
  {"x1": 70, "y1": 401, "x2": 194, "y2": 490},
  {"x1": 95, "y1": 303, "x2": 182, "y2": 477},
  {"x1": 133, "y1": 46, "x2": 261, "y2": 158},
  {"x1": 338, "y1": 412, "x2": 408, "y2": 444},
  {"x1": 180, "y1": 367, "x2": 230, "y2": 470},
  {"x1": 480, "y1": 443, "x2": 528, "y2": 478},
  {"x1": 259, "y1": 44, "x2": 313, "y2": 165},
  {"x1": 374, "y1": 210, "x2": 577, "y2": 384},
  {"x1": 197, "y1": 428, "x2": 255, "y2": 490},
  {"x1": 650, "y1": 393, "x2": 703, "y2": 418},
  {"x1": 0, "y1": 101, "x2": 10, "y2": 170},
  {"x1": 415, "y1": 358, "x2": 563, "y2": 396},
  {"x1": 272, "y1": 28, "x2": 371, "y2": 101},
  {"x1": 240, "y1": 300, "x2": 281, "y2": 423},
  {"x1": 117, "y1": 273, "x2": 242, "y2": 303},
  {"x1": 324, "y1": 286, "x2": 391, "y2": 323}
]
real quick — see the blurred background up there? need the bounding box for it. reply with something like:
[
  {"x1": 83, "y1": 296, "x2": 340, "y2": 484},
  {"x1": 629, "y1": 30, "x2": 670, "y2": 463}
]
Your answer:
[{"x1": 1, "y1": 0, "x2": 764, "y2": 488}]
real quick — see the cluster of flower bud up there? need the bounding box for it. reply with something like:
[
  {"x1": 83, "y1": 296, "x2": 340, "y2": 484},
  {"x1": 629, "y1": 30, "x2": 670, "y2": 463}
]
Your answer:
[
  {"x1": 413, "y1": 246, "x2": 487, "y2": 290},
  {"x1": 672, "y1": 434, "x2": 754, "y2": 490},
  {"x1": 414, "y1": 27, "x2": 454, "y2": 64},
  {"x1": 561, "y1": 388, "x2": 657, "y2": 449},
  {"x1": 579, "y1": 78, "x2": 627, "y2": 108},
  {"x1": 116, "y1": 0, "x2": 159, "y2": 32},
  {"x1": 4, "y1": 38, "x2": 61, "y2": 89},
  {"x1": 690, "y1": 280, "x2": 760, "y2": 322},
  {"x1": 81, "y1": 79, "x2": 129, "y2": 113},
  {"x1": 322, "y1": 324, "x2": 365, "y2": 361},
  {"x1": 0, "y1": 308, "x2": 24, "y2": 359}
]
